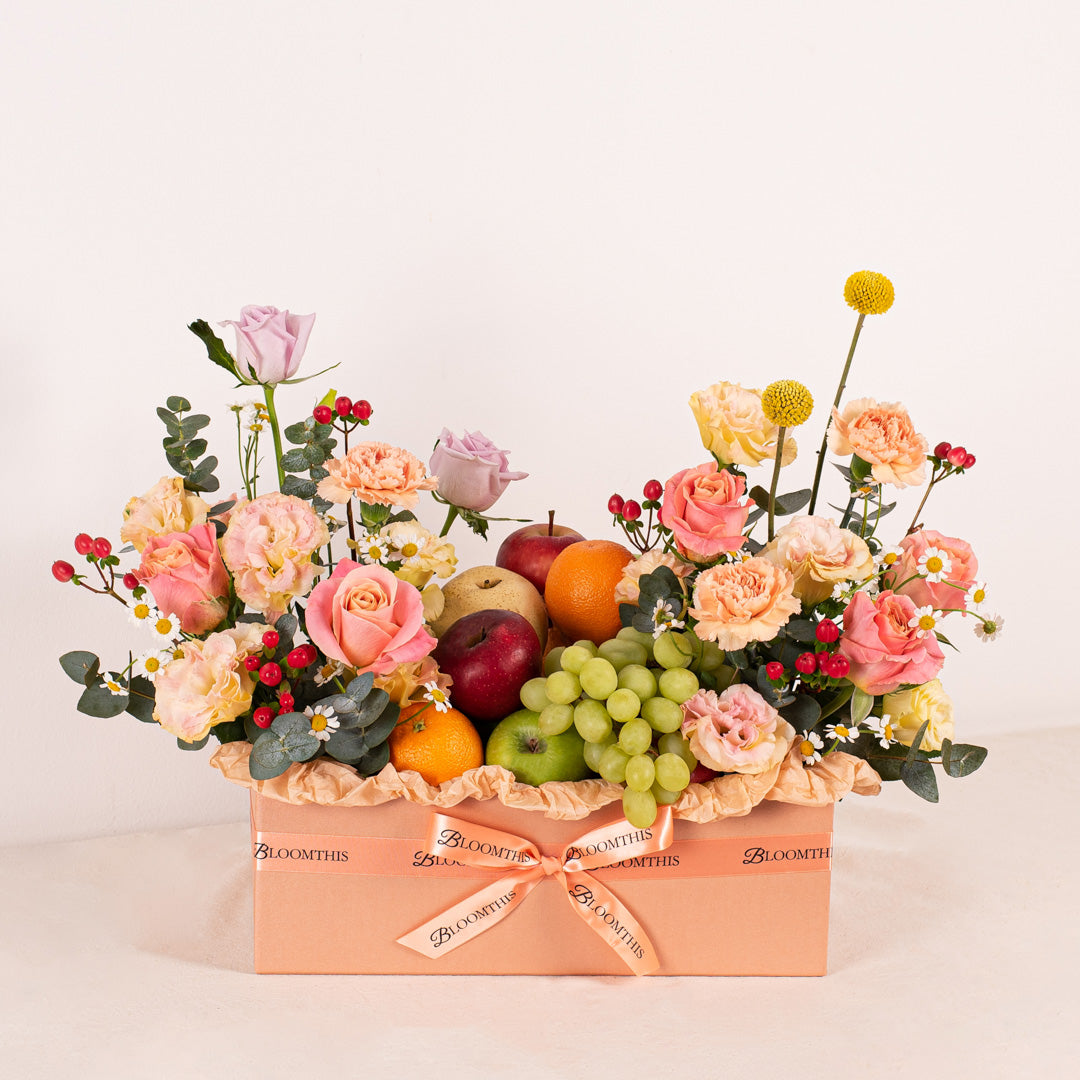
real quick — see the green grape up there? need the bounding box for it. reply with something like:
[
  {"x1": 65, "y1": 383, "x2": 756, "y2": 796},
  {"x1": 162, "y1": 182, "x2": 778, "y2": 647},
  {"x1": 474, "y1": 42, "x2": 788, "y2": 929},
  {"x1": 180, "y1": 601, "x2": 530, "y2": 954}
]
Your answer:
[
  {"x1": 545, "y1": 670, "x2": 582, "y2": 705},
  {"x1": 618, "y1": 717, "x2": 653, "y2": 756},
  {"x1": 583, "y1": 732, "x2": 616, "y2": 771},
  {"x1": 657, "y1": 732, "x2": 698, "y2": 770},
  {"x1": 543, "y1": 647, "x2": 566, "y2": 676},
  {"x1": 624, "y1": 753, "x2": 656, "y2": 792},
  {"x1": 658, "y1": 667, "x2": 700, "y2": 705},
  {"x1": 641, "y1": 695, "x2": 684, "y2": 734},
  {"x1": 651, "y1": 781, "x2": 681, "y2": 806},
  {"x1": 574, "y1": 699, "x2": 613, "y2": 743},
  {"x1": 652, "y1": 630, "x2": 694, "y2": 670},
  {"x1": 538, "y1": 703, "x2": 575, "y2": 736},
  {"x1": 559, "y1": 644, "x2": 595, "y2": 675},
  {"x1": 654, "y1": 752, "x2": 691, "y2": 792},
  {"x1": 520, "y1": 676, "x2": 552, "y2": 712},
  {"x1": 697, "y1": 640, "x2": 725, "y2": 673},
  {"x1": 597, "y1": 638, "x2": 648, "y2": 671},
  {"x1": 623, "y1": 787, "x2": 658, "y2": 828},
  {"x1": 616, "y1": 626, "x2": 656, "y2": 658},
  {"x1": 578, "y1": 656, "x2": 619, "y2": 699},
  {"x1": 597, "y1": 744, "x2": 630, "y2": 783},
  {"x1": 617, "y1": 663, "x2": 658, "y2": 701},
  {"x1": 572, "y1": 639, "x2": 600, "y2": 657},
  {"x1": 606, "y1": 688, "x2": 641, "y2": 723}
]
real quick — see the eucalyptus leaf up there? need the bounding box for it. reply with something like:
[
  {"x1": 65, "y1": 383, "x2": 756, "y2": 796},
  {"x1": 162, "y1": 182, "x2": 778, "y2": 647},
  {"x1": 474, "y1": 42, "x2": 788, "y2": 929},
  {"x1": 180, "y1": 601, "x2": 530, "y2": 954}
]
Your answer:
[
  {"x1": 324, "y1": 727, "x2": 374, "y2": 764},
  {"x1": 904, "y1": 720, "x2": 931, "y2": 763},
  {"x1": 941, "y1": 739, "x2": 988, "y2": 778},
  {"x1": 274, "y1": 611, "x2": 298, "y2": 644},
  {"x1": 303, "y1": 444, "x2": 326, "y2": 467},
  {"x1": 60, "y1": 650, "x2": 100, "y2": 686},
  {"x1": 281, "y1": 475, "x2": 317, "y2": 500},
  {"x1": 279, "y1": 448, "x2": 310, "y2": 472},
  {"x1": 355, "y1": 741, "x2": 391, "y2": 777},
  {"x1": 345, "y1": 671, "x2": 375, "y2": 703},
  {"x1": 179, "y1": 414, "x2": 211, "y2": 437},
  {"x1": 77, "y1": 682, "x2": 129, "y2": 717},
  {"x1": 209, "y1": 499, "x2": 237, "y2": 517},
  {"x1": 784, "y1": 619, "x2": 819, "y2": 644},
  {"x1": 818, "y1": 684, "x2": 854, "y2": 722},
  {"x1": 185, "y1": 437, "x2": 208, "y2": 460},
  {"x1": 780, "y1": 694, "x2": 821, "y2": 730},
  {"x1": 213, "y1": 720, "x2": 246, "y2": 744},
  {"x1": 284, "y1": 420, "x2": 313, "y2": 444},
  {"x1": 725, "y1": 649, "x2": 749, "y2": 669},
  {"x1": 632, "y1": 612, "x2": 655, "y2": 635},
  {"x1": 900, "y1": 758, "x2": 939, "y2": 802},
  {"x1": 125, "y1": 675, "x2": 157, "y2": 723},
  {"x1": 157, "y1": 407, "x2": 181, "y2": 431},
  {"x1": 165, "y1": 395, "x2": 192, "y2": 413},
  {"x1": 177, "y1": 733, "x2": 210, "y2": 751},
  {"x1": 619, "y1": 603, "x2": 639, "y2": 628},
  {"x1": 833, "y1": 463, "x2": 856, "y2": 483},
  {"x1": 249, "y1": 732, "x2": 291, "y2": 780},
  {"x1": 360, "y1": 701, "x2": 400, "y2": 745}
]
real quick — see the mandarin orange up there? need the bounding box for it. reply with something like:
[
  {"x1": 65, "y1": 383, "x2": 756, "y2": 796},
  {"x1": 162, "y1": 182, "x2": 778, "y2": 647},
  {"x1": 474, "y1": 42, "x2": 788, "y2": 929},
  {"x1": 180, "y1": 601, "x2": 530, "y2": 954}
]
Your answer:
[
  {"x1": 543, "y1": 539, "x2": 633, "y2": 646},
  {"x1": 387, "y1": 701, "x2": 484, "y2": 787}
]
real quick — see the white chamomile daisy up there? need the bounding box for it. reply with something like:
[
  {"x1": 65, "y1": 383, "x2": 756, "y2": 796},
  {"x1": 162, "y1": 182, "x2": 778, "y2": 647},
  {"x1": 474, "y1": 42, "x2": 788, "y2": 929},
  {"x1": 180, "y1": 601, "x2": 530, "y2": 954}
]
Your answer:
[
  {"x1": 965, "y1": 581, "x2": 989, "y2": 613},
  {"x1": 313, "y1": 659, "x2": 346, "y2": 686},
  {"x1": 351, "y1": 533, "x2": 391, "y2": 565},
  {"x1": 917, "y1": 546, "x2": 953, "y2": 583},
  {"x1": 907, "y1": 605, "x2": 939, "y2": 639},
  {"x1": 386, "y1": 525, "x2": 428, "y2": 565},
  {"x1": 825, "y1": 721, "x2": 860, "y2": 744},
  {"x1": 304, "y1": 704, "x2": 339, "y2": 742},
  {"x1": 973, "y1": 614, "x2": 1005, "y2": 643},
  {"x1": 131, "y1": 651, "x2": 169, "y2": 680},
  {"x1": 868, "y1": 714, "x2": 897, "y2": 749},
  {"x1": 150, "y1": 612, "x2": 180, "y2": 641},
  {"x1": 128, "y1": 600, "x2": 159, "y2": 628},
  {"x1": 875, "y1": 545, "x2": 903, "y2": 573},
  {"x1": 650, "y1": 597, "x2": 686, "y2": 639},
  {"x1": 799, "y1": 731, "x2": 824, "y2": 765},
  {"x1": 423, "y1": 681, "x2": 451, "y2": 713},
  {"x1": 103, "y1": 674, "x2": 127, "y2": 696}
]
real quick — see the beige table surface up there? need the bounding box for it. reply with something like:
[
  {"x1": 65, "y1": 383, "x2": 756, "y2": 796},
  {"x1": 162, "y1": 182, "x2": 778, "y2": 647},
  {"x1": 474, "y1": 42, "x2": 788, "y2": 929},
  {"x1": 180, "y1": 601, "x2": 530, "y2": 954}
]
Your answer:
[{"x1": 2, "y1": 726, "x2": 1074, "y2": 1079}]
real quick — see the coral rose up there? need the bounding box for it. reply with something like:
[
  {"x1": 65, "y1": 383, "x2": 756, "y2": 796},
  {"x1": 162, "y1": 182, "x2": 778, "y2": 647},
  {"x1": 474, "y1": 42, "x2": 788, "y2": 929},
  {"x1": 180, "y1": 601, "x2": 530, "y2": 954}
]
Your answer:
[
  {"x1": 689, "y1": 557, "x2": 801, "y2": 650},
  {"x1": 883, "y1": 679, "x2": 955, "y2": 751},
  {"x1": 221, "y1": 492, "x2": 329, "y2": 620},
  {"x1": 660, "y1": 462, "x2": 754, "y2": 560},
  {"x1": 120, "y1": 476, "x2": 210, "y2": 553},
  {"x1": 688, "y1": 381, "x2": 797, "y2": 468},
  {"x1": 891, "y1": 529, "x2": 979, "y2": 614},
  {"x1": 135, "y1": 523, "x2": 230, "y2": 635},
  {"x1": 152, "y1": 624, "x2": 265, "y2": 743},
  {"x1": 317, "y1": 441, "x2": 438, "y2": 509},
  {"x1": 429, "y1": 429, "x2": 527, "y2": 512},
  {"x1": 305, "y1": 561, "x2": 437, "y2": 675},
  {"x1": 681, "y1": 685, "x2": 795, "y2": 775},
  {"x1": 614, "y1": 550, "x2": 695, "y2": 605},
  {"x1": 837, "y1": 590, "x2": 945, "y2": 695},
  {"x1": 761, "y1": 514, "x2": 875, "y2": 606},
  {"x1": 828, "y1": 397, "x2": 928, "y2": 488}
]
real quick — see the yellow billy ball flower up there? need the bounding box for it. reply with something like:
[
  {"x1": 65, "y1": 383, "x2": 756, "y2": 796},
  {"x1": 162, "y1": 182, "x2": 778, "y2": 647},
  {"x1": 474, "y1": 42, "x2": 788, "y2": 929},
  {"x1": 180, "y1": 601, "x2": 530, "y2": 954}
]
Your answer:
[
  {"x1": 761, "y1": 380, "x2": 814, "y2": 427},
  {"x1": 844, "y1": 271, "x2": 895, "y2": 315}
]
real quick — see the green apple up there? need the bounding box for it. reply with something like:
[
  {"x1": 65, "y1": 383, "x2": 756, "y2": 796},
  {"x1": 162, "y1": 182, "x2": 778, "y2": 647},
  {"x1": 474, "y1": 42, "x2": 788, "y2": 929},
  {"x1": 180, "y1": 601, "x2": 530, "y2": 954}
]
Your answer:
[{"x1": 485, "y1": 708, "x2": 591, "y2": 786}]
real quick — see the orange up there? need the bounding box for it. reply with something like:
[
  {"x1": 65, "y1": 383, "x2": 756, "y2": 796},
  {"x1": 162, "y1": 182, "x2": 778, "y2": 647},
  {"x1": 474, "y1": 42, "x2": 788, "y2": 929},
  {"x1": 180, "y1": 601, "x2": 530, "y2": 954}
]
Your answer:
[
  {"x1": 543, "y1": 539, "x2": 633, "y2": 646},
  {"x1": 388, "y1": 701, "x2": 484, "y2": 787}
]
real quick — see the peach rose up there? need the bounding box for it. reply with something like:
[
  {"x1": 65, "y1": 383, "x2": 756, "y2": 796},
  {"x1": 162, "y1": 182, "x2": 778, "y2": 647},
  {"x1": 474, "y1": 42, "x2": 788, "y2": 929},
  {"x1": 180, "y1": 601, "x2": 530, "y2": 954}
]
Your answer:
[
  {"x1": 838, "y1": 590, "x2": 945, "y2": 695},
  {"x1": 220, "y1": 492, "x2": 329, "y2": 620},
  {"x1": 375, "y1": 655, "x2": 453, "y2": 708},
  {"x1": 689, "y1": 557, "x2": 801, "y2": 650},
  {"x1": 317, "y1": 441, "x2": 438, "y2": 509},
  {"x1": 305, "y1": 560, "x2": 437, "y2": 675},
  {"x1": 891, "y1": 529, "x2": 979, "y2": 614},
  {"x1": 660, "y1": 462, "x2": 754, "y2": 560},
  {"x1": 681, "y1": 685, "x2": 795, "y2": 774},
  {"x1": 614, "y1": 550, "x2": 695, "y2": 605},
  {"x1": 761, "y1": 514, "x2": 875, "y2": 606},
  {"x1": 152, "y1": 624, "x2": 265, "y2": 743},
  {"x1": 827, "y1": 397, "x2": 928, "y2": 488},
  {"x1": 688, "y1": 381, "x2": 797, "y2": 468},
  {"x1": 135, "y1": 523, "x2": 230, "y2": 635},
  {"x1": 120, "y1": 476, "x2": 210, "y2": 553}
]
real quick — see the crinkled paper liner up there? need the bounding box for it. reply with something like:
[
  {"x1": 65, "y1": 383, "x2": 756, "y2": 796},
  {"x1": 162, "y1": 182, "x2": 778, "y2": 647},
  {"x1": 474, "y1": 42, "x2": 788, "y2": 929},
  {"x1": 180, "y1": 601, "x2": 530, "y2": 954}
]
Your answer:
[{"x1": 211, "y1": 741, "x2": 880, "y2": 823}]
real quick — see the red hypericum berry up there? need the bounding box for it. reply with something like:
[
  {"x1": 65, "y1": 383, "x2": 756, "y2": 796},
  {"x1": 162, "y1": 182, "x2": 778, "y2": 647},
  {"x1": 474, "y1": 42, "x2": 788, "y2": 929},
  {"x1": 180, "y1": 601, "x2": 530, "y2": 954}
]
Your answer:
[
  {"x1": 795, "y1": 652, "x2": 817, "y2": 675},
  {"x1": 252, "y1": 706, "x2": 275, "y2": 729},
  {"x1": 643, "y1": 479, "x2": 663, "y2": 501},
  {"x1": 286, "y1": 646, "x2": 312, "y2": 670},
  {"x1": 933, "y1": 441, "x2": 951, "y2": 459},
  {"x1": 352, "y1": 399, "x2": 372, "y2": 420},
  {"x1": 765, "y1": 661, "x2": 784, "y2": 681},
  {"x1": 963, "y1": 453, "x2": 976, "y2": 469},
  {"x1": 278, "y1": 693, "x2": 295, "y2": 713},
  {"x1": 243, "y1": 655, "x2": 261, "y2": 672},
  {"x1": 313, "y1": 404, "x2": 333, "y2": 425},
  {"x1": 262, "y1": 630, "x2": 280, "y2": 649},
  {"x1": 827, "y1": 654, "x2": 850, "y2": 678},
  {"x1": 947, "y1": 446, "x2": 967, "y2": 467},
  {"x1": 622, "y1": 500, "x2": 642, "y2": 521},
  {"x1": 92, "y1": 537, "x2": 112, "y2": 559},
  {"x1": 608, "y1": 494, "x2": 625, "y2": 515},
  {"x1": 259, "y1": 662, "x2": 283, "y2": 687},
  {"x1": 815, "y1": 618, "x2": 840, "y2": 644},
  {"x1": 689, "y1": 763, "x2": 717, "y2": 784},
  {"x1": 74, "y1": 533, "x2": 94, "y2": 555},
  {"x1": 52, "y1": 560, "x2": 75, "y2": 582},
  {"x1": 122, "y1": 572, "x2": 139, "y2": 590},
  {"x1": 334, "y1": 395, "x2": 353, "y2": 417},
  {"x1": 302, "y1": 644, "x2": 319, "y2": 665}
]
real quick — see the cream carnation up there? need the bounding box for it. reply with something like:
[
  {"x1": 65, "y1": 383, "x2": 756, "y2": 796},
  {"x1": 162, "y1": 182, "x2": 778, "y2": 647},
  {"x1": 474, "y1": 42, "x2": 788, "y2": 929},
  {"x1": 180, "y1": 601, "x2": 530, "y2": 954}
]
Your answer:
[
  {"x1": 689, "y1": 381, "x2": 797, "y2": 468},
  {"x1": 761, "y1": 514, "x2": 875, "y2": 606},
  {"x1": 883, "y1": 679, "x2": 955, "y2": 751},
  {"x1": 681, "y1": 684, "x2": 795, "y2": 775},
  {"x1": 614, "y1": 550, "x2": 695, "y2": 605},
  {"x1": 317, "y1": 441, "x2": 438, "y2": 509},
  {"x1": 120, "y1": 476, "x2": 210, "y2": 553},
  {"x1": 689, "y1": 557, "x2": 801, "y2": 650},
  {"x1": 828, "y1": 397, "x2": 928, "y2": 488}
]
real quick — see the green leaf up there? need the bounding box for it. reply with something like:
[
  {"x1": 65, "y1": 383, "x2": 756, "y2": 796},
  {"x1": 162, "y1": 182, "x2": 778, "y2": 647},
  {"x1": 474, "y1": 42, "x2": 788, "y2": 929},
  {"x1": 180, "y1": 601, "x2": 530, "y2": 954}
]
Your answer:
[
  {"x1": 833, "y1": 463, "x2": 856, "y2": 483},
  {"x1": 850, "y1": 455, "x2": 874, "y2": 483},
  {"x1": 900, "y1": 758, "x2": 939, "y2": 802},
  {"x1": 185, "y1": 438, "x2": 208, "y2": 460},
  {"x1": 359, "y1": 701, "x2": 400, "y2": 745},
  {"x1": 60, "y1": 650, "x2": 100, "y2": 686},
  {"x1": 281, "y1": 475, "x2": 317, "y2": 500},
  {"x1": 725, "y1": 649, "x2": 749, "y2": 669},
  {"x1": 166, "y1": 395, "x2": 192, "y2": 412},
  {"x1": 156, "y1": 407, "x2": 181, "y2": 433},
  {"x1": 780, "y1": 694, "x2": 821, "y2": 730},
  {"x1": 818, "y1": 684, "x2": 854, "y2": 722},
  {"x1": 208, "y1": 499, "x2": 236, "y2": 517},
  {"x1": 748, "y1": 486, "x2": 811, "y2": 516},
  {"x1": 273, "y1": 612, "x2": 298, "y2": 645},
  {"x1": 784, "y1": 619, "x2": 819, "y2": 644},
  {"x1": 177, "y1": 733, "x2": 210, "y2": 751},
  {"x1": 125, "y1": 675, "x2": 157, "y2": 723},
  {"x1": 188, "y1": 320, "x2": 241, "y2": 380},
  {"x1": 179, "y1": 414, "x2": 211, "y2": 437},
  {"x1": 249, "y1": 731, "x2": 291, "y2": 780},
  {"x1": 934, "y1": 630, "x2": 958, "y2": 651},
  {"x1": 345, "y1": 671, "x2": 375, "y2": 704},
  {"x1": 302, "y1": 444, "x2": 326, "y2": 467},
  {"x1": 850, "y1": 687, "x2": 875, "y2": 728},
  {"x1": 354, "y1": 741, "x2": 391, "y2": 777},
  {"x1": 77, "y1": 682, "x2": 129, "y2": 717},
  {"x1": 213, "y1": 720, "x2": 246, "y2": 744},
  {"x1": 904, "y1": 720, "x2": 931, "y2": 763},
  {"x1": 271, "y1": 712, "x2": 321, "y2": 762},
  {"x1": 284, "y1": 420, "x2": 313, "y2": 444},
  {"x1": 941, "y1": 739, "x2": 988, "y2": 778},
  {"x1": 279, "y1": 448, "x2": 310, "y2": 472},
  {"x1": 324, "y1": 727, "x2": 374, "y2": 764}
]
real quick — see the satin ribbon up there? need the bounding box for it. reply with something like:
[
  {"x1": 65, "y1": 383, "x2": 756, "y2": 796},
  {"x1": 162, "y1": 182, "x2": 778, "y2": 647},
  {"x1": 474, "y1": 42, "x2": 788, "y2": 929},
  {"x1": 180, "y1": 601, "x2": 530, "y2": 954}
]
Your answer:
[{"x1": 396, "y1": 807, "x2": 675, "y2": 975}]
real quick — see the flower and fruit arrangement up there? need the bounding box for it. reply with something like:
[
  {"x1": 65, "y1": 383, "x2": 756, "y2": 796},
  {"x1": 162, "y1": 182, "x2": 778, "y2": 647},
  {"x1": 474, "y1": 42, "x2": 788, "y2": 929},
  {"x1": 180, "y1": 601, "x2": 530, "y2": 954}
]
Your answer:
[{"x1": 55, "y1": 276, "x2": 994, "y2": 830}]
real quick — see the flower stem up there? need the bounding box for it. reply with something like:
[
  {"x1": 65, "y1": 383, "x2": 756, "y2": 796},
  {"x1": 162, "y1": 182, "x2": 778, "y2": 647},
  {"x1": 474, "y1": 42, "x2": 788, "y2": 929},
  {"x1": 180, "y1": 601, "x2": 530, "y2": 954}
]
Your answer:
[
  {"x1": 808, "y1": 312, "x2": 866, "y2": 515},
  {"x1": 439, "y1": 504, "x2": 459, "y2": 537},
  {"x1": 262, "y1": 383, "x2": 286, "y2": 491},
  {"x1": 905, "y1": 465, "x2": 940, "y2": 535},
  {"x1": 767, "y1": 426, "x2": 787, "y2": 541}
]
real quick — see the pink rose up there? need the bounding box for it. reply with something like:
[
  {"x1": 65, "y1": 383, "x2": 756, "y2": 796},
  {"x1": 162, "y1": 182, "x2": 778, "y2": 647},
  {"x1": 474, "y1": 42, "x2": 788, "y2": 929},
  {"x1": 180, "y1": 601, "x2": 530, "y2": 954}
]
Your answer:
[
  {"x1": 689, "y1": 557, "x2": 801, "y2": 651},
  {"x1": 660, "y1": 462, "x2": 754, "y2": 560},
  {"x1": 681, "y1": 685, "x2": 795, "y2": 775},
  {"x1": 305, "y1": 561, "x2": 437, "y2": 675},
  {"x1": 429, "y1": 429, "x2": 528, "y2": 512},
  {"x1": 891, "y1": 529, "x2": 979, "y2": 614},
  {"x1": 838, "y1": 590, "x2": 945, "y2": 695},
  {"x1": 219, "y1": 304, "x2": 315, "y2": 385},
  {"x1": 135, "y1": 523, "x2": 230, "y2": 635}
]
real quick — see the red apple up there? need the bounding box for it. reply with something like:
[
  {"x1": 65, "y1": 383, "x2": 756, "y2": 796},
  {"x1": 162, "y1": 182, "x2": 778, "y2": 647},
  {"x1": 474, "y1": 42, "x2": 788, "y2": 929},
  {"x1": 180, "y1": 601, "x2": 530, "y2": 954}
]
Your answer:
[
  {"x1": 496, "y1": 511, "x2": 584, "y2": 595},
  {"x1": 432, "y1": 609, "x2": 543, "y2": 724}
]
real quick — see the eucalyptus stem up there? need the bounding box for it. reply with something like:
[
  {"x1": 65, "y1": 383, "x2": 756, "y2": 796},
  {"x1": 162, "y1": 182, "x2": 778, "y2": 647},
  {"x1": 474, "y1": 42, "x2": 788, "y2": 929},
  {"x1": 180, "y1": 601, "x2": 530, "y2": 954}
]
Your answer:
[
  {"x1": 262, "y1": 382, "x2": 286, "y2": 491},
  {"x1": 905, "y1": 467, "x2": 940, "y2": 535},
  {"x1": 808, "y1": 312, "x2": 866, "y2": 515},
  {"x1": 439, "y1": 504, "x2": 459, "y2": 538},
  {"x1": 767, "y1": 426, "x2": 787, "y2": 541}
]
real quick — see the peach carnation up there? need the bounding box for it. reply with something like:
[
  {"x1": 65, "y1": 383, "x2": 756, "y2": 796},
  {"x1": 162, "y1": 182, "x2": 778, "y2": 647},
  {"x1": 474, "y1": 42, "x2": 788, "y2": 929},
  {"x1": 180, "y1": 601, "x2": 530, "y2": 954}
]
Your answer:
[
  {"x1": 120, "y1": 476, "x2": 210, "y2": 553},
  {"x1": 761, "y1": 514, "x2": 875, "y2": 606},
  {"x1": 681, "y1": 684, "x2": 795, "y2": 775},
  {"x1": 317, "y1": 441, "x2": 438, "y2": 509},
  {"x1": 614, "y1": 550, "x2": 695, "y2": 605},
  {"x1": 689, "y1": 557, "x2": 801, "y2": 651},
  {"x1": 827, "y1": 397, "x2": 928, "y2": 488},
  {"x1": 688, "y1": 381, "x2": 797, "y2": 468}
]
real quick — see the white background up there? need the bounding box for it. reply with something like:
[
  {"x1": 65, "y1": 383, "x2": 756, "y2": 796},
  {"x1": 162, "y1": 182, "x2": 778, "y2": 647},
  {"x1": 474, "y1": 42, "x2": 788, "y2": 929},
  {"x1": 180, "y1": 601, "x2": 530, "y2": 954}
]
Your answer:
[{"x1": 4, "y1": 0, "x2": 1076, "y2": 844}]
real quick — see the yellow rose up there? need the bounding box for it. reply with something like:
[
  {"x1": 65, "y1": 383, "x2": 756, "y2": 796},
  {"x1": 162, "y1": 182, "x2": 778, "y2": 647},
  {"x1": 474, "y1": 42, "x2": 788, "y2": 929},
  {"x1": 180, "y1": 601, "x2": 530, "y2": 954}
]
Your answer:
[
  {"x1": 883, "y1": 679, "x2": 955, "y2": 751},
  {"x1": 689, "y1": 381, "x2": 797, "y2": 468},
  {"x1": 120, "y1": 476, "x2": 211, "y2": 553}
]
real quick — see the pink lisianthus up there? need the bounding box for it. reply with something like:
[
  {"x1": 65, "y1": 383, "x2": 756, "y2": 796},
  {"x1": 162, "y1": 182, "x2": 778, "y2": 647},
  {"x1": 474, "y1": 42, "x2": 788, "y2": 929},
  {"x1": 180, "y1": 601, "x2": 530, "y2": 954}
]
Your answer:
[
  {"x1": 827, "y1": 397, "x2": 928, "y2": 488},
  {"x1": 891, "y1": 529, "x2": 979, "y2": 614},
  {"x1": 304, "y1": 561, "x2": 436, "y2": 675},
  {"x1": 134, "y1": 523, "x2": 230, "y2": 634},
  {"x1": 317, "y1": 442, "x2": 438, "y2": 509},
  {"x1": 681, "y1": 685, "x2": 795, "y2": 775},
  {"x1": 219, "y1": 305, "x2": 315, "y2": 385},
  {"x1": 120, "y1": 476, "x2": 210, "y2": 553},
  {"x1": 837, "y1": 589, "x2": 945, "y2": 695},
  {"x1": 760, "y1": 514, "x2": 875, "y2": 606},
  {"x1": 689, "y1": 557, "x2": 801, "y2": 651},
  {"x1": 428, "y1": 429, "x2": 527, "y2": 512},
  {"x1": 660, "y1": 462, "x2": 754, "y2": 560}
]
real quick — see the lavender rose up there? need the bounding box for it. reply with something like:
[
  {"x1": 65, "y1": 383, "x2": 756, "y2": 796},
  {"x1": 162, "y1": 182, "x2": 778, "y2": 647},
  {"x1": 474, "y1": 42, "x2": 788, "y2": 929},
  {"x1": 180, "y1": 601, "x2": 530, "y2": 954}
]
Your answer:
[
  {"x1": 429, "y1": 429, "x2": 527, "y2": 512},
  {"x1": 219, "y1": 304, "x2": 315, "y2": 385}
]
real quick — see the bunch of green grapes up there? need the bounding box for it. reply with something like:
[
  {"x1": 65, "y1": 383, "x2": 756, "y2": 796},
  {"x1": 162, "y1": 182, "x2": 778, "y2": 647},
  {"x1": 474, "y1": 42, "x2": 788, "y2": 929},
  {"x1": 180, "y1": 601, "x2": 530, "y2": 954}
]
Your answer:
[{"x1": 518, "y1": 627, "x2": 703, "y2": 828}]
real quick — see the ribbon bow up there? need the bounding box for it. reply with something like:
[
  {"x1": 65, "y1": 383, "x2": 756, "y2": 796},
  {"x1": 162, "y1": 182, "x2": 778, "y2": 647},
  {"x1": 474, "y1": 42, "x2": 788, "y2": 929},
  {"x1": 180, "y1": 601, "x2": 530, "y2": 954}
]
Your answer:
[{"x1": 396, "y1": 806, "x2": 674, "y2": 975}]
